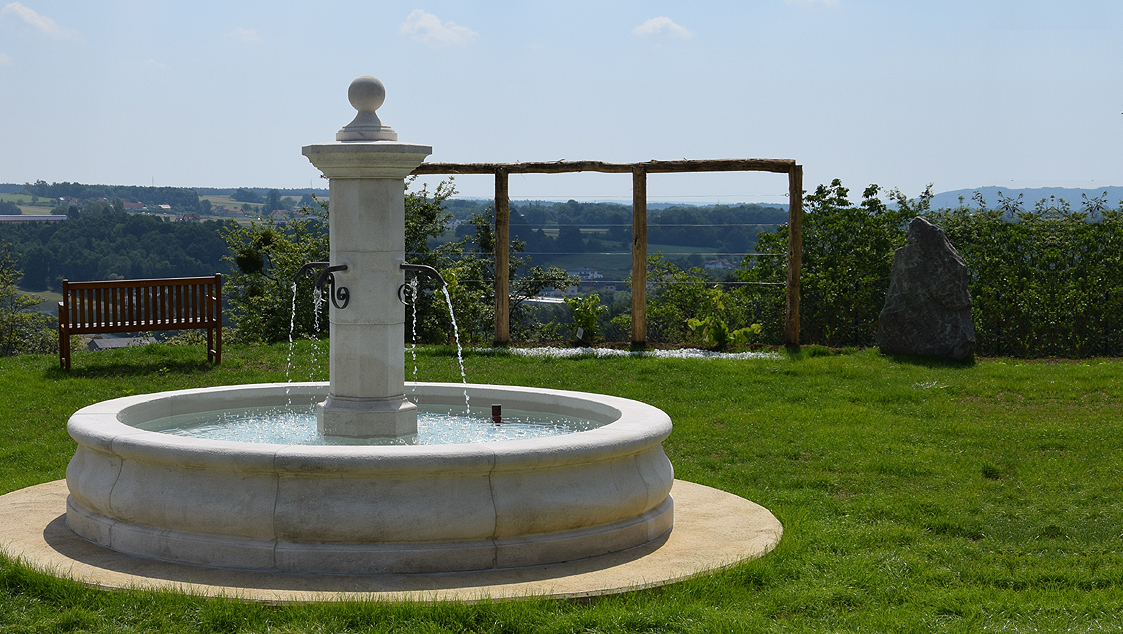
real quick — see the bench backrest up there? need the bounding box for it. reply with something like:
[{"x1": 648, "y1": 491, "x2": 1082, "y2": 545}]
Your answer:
[{"x1": 60, "y1": 275, "x2": 222, "y2": 334}]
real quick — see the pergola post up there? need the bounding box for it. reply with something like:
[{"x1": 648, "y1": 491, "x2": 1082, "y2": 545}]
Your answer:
[
  {"x1": 785, "y1": 164, "x2": 803, "y2": 348},
  {"x1": 631, "y1": 167, "x2": 647, "y2": 347},
  {"x1": 494, "y1": 168, "x2": 510, "y2": 345}
]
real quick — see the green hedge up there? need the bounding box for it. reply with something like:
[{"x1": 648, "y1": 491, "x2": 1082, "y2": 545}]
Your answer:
[{"x1": 736, "y1": 182, "x2": 1123, "y2": 357}]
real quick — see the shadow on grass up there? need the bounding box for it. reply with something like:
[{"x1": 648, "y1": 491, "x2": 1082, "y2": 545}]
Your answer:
[
  {"x1": 44, "y1": 359, "x2": 217, "y2": 380},
  {"x1": 879, "y1": 351, "x2": 976, "y2": 369},
  {"x1": 784, "y1": 344, "x2": 860, "y2": 360}
]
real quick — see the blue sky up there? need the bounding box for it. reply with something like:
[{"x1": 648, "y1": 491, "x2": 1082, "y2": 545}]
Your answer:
[{"x1": 1, "y1": 1, "x2": 1120, "y2": 202}]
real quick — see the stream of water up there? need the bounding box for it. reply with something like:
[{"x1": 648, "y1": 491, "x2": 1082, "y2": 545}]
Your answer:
[
  {"x1": 286, "y1": 272, "x2": 471, "y2": 414},
  {"x1": 441, "y1": 285, "x2": 470, "y2": 413}
]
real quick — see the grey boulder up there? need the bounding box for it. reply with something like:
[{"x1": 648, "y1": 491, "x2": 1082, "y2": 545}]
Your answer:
[{"x1": 876, "y1": 217, "x2": 975, "y2": 360}]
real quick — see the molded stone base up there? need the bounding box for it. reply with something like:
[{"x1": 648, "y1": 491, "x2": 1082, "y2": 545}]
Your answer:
[
  {"x1": 66, "y1": 495, "x2": 673, "y2": 574},
  {"x1": 316, "y1": 393, "x2": 418, "y2": 438}
]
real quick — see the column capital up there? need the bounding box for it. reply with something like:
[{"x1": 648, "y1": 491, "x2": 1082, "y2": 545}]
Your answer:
[{"x1": 303, "y1": 141, "x2": 432, "y2": 179}]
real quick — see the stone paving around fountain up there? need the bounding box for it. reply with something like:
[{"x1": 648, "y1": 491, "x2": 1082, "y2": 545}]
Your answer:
[{"x1": 0, "y1": 479, "x2": 781, "y2": 602}]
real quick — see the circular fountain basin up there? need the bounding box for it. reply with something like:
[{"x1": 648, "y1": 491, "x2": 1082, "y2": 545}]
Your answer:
[{"x1": 65, "y1": 382, "x2": 674, "y2": 575}]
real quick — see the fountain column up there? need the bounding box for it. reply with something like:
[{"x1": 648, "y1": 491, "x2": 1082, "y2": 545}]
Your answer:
[{"x1": 302, "y1": 76, "x2": 432, "y2": 437}]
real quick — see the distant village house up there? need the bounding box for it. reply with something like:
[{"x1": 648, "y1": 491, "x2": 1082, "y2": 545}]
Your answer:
[{"x1": 568, "y1": 266, "x2": 604, "y2": 282}]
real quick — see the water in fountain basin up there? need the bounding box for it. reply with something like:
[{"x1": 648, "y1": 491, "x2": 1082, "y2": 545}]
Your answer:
[{"x1": 140, "y1": 405, "x2": 603, "y2": 446}]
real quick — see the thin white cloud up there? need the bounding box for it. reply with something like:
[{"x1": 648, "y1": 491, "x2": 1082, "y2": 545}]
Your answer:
[
  {"x1": 632, "y1": 17, "x2": 693, "y2": 39},
  {"x1": 0, "y1": 2, "x2": 81, "y2": 40},
  {"x1": 399, "y1": 9, "x2": 478, "y2": 47},
  {"x1": 139, "y1": 59, "x2": 168, "y2": 70},
  {"x1": 226, "y1": 27, "x2": 261, "y2": 43},
  {"x1": 0, "y1": 52, "x2": 10, "y2": 65},
  {"x1": 785, "y1": 0, "x2": 840, "y2": 7}
]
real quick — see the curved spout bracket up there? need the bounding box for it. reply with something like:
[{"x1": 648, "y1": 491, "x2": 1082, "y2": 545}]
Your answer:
[
  {"x1": 400, "y1": 263, "x2": 447, "y2": 287},
  {"x1": 294, "y1": 262, "x2": 350, "y2": 309},
  {"x1": 399, "y1": 262, "x2": 447, "y2": 306}
]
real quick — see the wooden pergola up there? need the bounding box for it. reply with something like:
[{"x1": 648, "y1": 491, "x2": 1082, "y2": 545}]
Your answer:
[{"x1": 411, "y1": 159, "x2": 803, "y2": 347}]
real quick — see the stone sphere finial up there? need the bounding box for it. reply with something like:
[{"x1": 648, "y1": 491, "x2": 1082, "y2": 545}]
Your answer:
[
  {"x1": 348, "y1": 76, "x2": 386, "y2": 113},
  {"x1": 337, "y1": 75, "x2": 398, "y2": 142}
]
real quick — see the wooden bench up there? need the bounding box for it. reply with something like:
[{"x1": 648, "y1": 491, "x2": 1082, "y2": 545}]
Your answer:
[{"x1": 58, "y1": 274, "x2": 222, "y2": 370}]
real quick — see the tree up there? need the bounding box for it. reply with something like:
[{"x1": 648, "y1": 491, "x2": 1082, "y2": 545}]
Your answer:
[
  {"x1": 265, "y1": 190, "x2": 282, "y2": 212},
  {"x1": 222, "y1": 199, "x2": 329, "y2": 343},
  {"x1": 231, "y1": 188, "x2": 263, "y2": 204},
  {"x1": 556, "y1": 224, "x2": 585, "y2": 253},
  {"x1": 445, "y1": 206, "x2": 579, "y2": 343},
  {"x1": 220, "y1": 180, "x2": 576, "y2": 345},
  {"x1": 0, "y1": 201, "x2": 21, "y2": 215},
  {"x1": 400, "y1": 179, "x2": 575, "y2": 344},
  {"x1": 0, "y1": 245, "x2": 54, "y2": 356}
]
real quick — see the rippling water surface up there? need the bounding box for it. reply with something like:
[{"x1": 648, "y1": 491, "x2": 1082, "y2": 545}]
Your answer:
[{"x1": 139, "y1": 405, "x2": 602, "y2": 446}]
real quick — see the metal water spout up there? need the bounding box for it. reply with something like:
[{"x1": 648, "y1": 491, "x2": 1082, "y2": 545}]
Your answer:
[
  {"x1": 398, "y1": 263, "x2": 446, "y2": 305},
  {"x1": 301, "y1": 76, "x2": 432, "y2": 438},
  {"x1": 294, "y1": 262, "x2": 350, "y2": 309}
]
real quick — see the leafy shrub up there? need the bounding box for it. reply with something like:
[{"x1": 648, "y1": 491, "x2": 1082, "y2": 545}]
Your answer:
[
  {"x1": 564, "y1": 294, "x2": 606, "y2": 343},
  {"x1": 930, "y1": 192, "x2": 1123, "y2": 357},
  {"x1": 0, "y1": 246, "x2": 55, "y2": 356},
  {"x1": 740, "y1": 180, "x2": 1123, "y2": 356},
  {"x1": 640, "y1": 255, "x2": 764, "y2": 347},
  {"x1": 738, "y1": 180, "x2": 910, "y2": 347}
]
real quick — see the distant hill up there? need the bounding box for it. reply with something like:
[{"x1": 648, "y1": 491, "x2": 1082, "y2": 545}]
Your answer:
[
  {"x1": 930, "y1": 186, "x2": 1123, "y2": 211},
  {"x1": 193, "y1": 187, "x2": 329, "y2": 197}
]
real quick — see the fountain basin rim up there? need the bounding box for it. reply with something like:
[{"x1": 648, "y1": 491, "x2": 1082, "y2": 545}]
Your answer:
[
  {"x1": 65, "y1": 381, "x2": 675, "y2": 571},
  {"x1": 67, "y1": 382, "x2": 673, "y2": 475}
]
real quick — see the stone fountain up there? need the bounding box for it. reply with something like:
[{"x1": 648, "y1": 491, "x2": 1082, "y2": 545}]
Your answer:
[{"x1": 62, "y1": 76, "x2": 677, "y2": 575}]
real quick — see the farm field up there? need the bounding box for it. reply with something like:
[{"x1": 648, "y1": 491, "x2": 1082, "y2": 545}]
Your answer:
[
  {"x1": 0, "y1": 193, "x2": 55, "y2": 215},
  {"x1": 15, "y1": 287, "x2": 62, "y2": 314},
  {"x1": 1, "y1": 344, "x2": 1120, "y2": 632},
  {"x1": 197, "y1": 194, "x2": 264, "y2": 211}
]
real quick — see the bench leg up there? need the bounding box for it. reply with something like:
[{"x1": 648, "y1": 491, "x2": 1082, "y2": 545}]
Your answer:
[
  {"x1": 207, "y1": 328, "x2": 214, "y2": 364},
  {"x1": 60, "y1": 327, "x2": 70, "y2": 370},
  {"x1": 58, "y1": 301, "x2": 70, "y2": 370},
  {"x1": 215, "y1": 325, "x2": 222, "y2": 365}
]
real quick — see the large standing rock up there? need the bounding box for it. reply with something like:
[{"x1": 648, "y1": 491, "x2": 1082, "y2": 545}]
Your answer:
[{"x1": 876, "y1": 217, "x2": 975, "y2": 360}]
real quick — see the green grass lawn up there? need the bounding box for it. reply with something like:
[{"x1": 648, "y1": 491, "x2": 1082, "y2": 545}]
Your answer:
[{"x1": 1, "y1": 344, "x2": 1121, "y2": 632}]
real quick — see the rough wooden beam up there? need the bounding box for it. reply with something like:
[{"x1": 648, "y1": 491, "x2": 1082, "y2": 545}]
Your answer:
[
  {"x1": 494, "y1": 169, "x2": 510, "y2": 345},
  {"x1": 631, "y1": 167, "x2": 647, "y2": 347},
  {"x1": 786, "y1": 165, "x2": 803, "y2": 348},
  {"x1": 412, "y1": 158, "x2": 796, "y2": 176}
]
